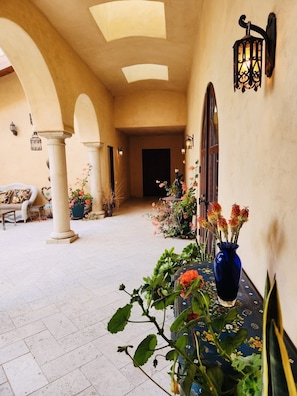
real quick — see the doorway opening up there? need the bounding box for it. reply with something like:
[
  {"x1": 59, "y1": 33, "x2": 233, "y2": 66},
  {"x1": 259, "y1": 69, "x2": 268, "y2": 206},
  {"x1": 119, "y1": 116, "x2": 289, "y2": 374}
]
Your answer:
[{"x1": 142, "y1": 148, "x2": 170, "y2": 197}]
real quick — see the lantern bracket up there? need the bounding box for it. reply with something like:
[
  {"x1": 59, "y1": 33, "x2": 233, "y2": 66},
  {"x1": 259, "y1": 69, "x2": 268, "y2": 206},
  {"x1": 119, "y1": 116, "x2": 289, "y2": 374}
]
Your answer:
[{"x1": 238, "y1": 13, "x2": 276, "y2": 77}]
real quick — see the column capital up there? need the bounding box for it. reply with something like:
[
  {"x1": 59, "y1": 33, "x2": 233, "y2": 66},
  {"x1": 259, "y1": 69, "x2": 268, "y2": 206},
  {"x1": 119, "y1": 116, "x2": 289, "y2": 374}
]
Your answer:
[
  {"x1": 37, "y1": 131, "x2": 73, "y2": 140},
  {"x1": 83, "y1": 142, "x2": 104, "y2": 149}
]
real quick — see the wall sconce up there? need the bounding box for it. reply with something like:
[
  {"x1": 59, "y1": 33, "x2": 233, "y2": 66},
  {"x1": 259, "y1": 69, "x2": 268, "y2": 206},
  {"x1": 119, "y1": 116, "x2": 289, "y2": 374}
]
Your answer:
[
  {"x1": 118, "y1": 147, "x2": 123, "y2": 156},
  {"x1": 9, "y1": 122, "x2": 17, "y2": 136},
  {"x1": 181, "y1": 147, "x2": 186, "y2": 155},
  {"x1": 233, "y1": 13, "x2": 276, "y2": 92},
  {"x1": 185, "y1": 134, "x2": 194, "y2": 149},
  {"x1": 30, "y1": 131, "x2": 42, "y2": 151}
]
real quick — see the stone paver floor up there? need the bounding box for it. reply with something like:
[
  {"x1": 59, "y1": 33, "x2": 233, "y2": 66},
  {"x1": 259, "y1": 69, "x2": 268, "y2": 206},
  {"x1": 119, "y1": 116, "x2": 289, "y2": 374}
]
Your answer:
[{"x1": 0, "y1": 199, "x2": 189, "y2": 396}]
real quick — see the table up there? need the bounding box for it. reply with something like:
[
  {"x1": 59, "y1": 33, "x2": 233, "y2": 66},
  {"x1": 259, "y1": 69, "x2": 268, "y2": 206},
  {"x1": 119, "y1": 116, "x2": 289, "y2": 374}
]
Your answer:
[
  {"x1": 174, "y1": 262, "x2": 297, "y2": 394},
  {"x1": 0, "y1": 210, "x2": 16, "y2": 230}
]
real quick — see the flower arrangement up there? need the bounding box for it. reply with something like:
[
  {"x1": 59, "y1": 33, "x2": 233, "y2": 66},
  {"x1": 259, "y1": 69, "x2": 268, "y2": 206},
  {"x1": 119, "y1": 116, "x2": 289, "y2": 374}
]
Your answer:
[
  {"x1": 69, "y1": 163, "x2": 93, "y2": 208},
  {"x1": 149, "y1": 161, "x2": 199, "y2": 239},
  {"x1": 198, "y1": 202, "x2": 249, "y2": 245},
  {"x1": 107, "y1": 242, "x2": 263, "y2": 396}
]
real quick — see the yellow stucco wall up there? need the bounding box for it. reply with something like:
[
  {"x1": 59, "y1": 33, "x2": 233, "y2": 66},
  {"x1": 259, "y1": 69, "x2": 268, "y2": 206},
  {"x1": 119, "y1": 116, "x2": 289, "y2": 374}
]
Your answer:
[
  {"x1": 186, "y1": 0, "x2": 297, "y2": 345},
  {"x1": 114, "y1": 91, "x2": 187, "y2": 128}
]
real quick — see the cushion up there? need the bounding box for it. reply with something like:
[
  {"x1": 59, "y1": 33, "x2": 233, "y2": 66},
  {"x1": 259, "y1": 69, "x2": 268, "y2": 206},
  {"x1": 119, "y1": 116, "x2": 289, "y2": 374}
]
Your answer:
[
  {"x1": 10, "y1": 189, "x2": 31, "y2": 204},
  {"x1": 0, "y1": 190, "x2": 13, "y2": 204}
]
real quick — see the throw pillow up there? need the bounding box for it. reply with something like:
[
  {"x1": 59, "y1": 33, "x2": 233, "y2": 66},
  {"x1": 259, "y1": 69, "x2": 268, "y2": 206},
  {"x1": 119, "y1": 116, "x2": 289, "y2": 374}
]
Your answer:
[
  {"x1": 10, "y1": 189, "x2": 31, "y2": 204},
  {"x1": 0, "y1": 190, "x2": 13, "y2": 204}
]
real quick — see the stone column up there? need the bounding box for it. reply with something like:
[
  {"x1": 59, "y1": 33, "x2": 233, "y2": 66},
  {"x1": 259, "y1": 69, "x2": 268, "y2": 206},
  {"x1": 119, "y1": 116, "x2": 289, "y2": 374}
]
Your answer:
[
  {"x1": 84, "y1": 142, "x2": 105, "y2": 217},
  {"x1": 39, "y1": 131, "x2": 78, "y2": 243}
]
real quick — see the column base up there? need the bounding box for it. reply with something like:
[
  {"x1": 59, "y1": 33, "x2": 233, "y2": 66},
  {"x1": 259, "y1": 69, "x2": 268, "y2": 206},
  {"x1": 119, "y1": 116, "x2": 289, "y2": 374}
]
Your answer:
[{"x1": 46, "y1": 230, "x2": 79, "y2": 244}]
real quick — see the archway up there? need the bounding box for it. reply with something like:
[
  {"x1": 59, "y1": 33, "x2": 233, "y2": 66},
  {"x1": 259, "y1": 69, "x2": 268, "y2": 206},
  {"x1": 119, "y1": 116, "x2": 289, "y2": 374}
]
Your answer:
[{"x1": 0, "y1": 18, "x2": 77, "y2": 242}]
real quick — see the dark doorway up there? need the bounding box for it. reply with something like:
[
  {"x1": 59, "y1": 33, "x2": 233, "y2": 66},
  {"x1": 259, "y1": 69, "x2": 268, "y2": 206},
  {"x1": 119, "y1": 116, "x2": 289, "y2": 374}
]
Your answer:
[
  {"x1": 142, "y1": 149, "x2": 170, "y2": 196},
  {"x1": 108, "y1": 146, "x2": 115, "y2": 192}
]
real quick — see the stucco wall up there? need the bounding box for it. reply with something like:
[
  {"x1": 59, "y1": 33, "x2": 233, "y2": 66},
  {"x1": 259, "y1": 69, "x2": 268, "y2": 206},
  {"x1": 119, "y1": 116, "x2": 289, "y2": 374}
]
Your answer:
[
  {"x1": 114, "y1": 91, "x2": 186, "y2": 128},
  {"x1": 186, "y1": 0, "x2": 297, "y2": 345}
]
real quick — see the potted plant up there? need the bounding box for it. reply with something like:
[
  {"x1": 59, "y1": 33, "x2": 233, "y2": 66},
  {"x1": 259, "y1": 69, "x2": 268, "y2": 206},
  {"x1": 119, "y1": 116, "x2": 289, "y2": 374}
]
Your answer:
[
  {"x1": 102, "y1": 188, "x2": 115, "y2": 217},
  {"x1": 149, "y1": 161, "x2": 199, "y2": 239},
  {"x1": 107, "y1": 238, "x2": 296, "y2": 395},
  {"x1": 69, "y1": 164, "x2": 93, "y2": 219}
]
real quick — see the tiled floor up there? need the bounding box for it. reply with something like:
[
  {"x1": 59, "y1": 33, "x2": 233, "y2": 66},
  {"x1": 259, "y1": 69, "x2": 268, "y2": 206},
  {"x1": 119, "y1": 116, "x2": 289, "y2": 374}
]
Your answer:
[{"x1": 0, "y1": 199, "x2": 190, "y2": 396}]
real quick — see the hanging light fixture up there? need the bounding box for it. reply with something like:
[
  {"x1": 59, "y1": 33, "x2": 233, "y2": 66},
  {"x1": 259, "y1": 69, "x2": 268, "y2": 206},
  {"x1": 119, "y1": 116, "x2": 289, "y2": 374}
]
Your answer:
[
  {"x1": 9, "y1": 122, "x2": 18, "y2": 136},
  {"x1": 118, "y1": 147, "x2": 123, "y2": 156},
  {"x1": 30, "y1": 131, "x2": 42, "y2": 151},
  {"x1": 233, "y1": 13, "x2": 276, "y2": 92},
  {"x1": 185, "y1": 134, "x2": 194, "y2": 149}
]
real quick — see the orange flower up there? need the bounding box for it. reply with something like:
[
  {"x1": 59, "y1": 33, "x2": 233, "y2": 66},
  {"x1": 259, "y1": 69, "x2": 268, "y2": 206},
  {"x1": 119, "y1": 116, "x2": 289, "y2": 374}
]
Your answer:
[
  {"x1": 79, "y1": 190, "x2": 84, "y2": 195},
  {"x1": 240, "y1": 207, "x2": 249, "y2": 222},
  {"x1": 218, "y1": 217, "x2": 228, "y2": 240},
  {"x1": 171, "y1": 378, "x2": 180, "y2": 394},
  {"x1": 178, "y1": 270, "x2": 204, "y2": 298},
  {"x1": 179, "y1": 270, "x2": 199, "y2": 288},
  {"x1": 207, "y1": 210, "x2": 218, "y2": 225},
  {"x1": 231, "y1": 203, "x2": 240, "y2": 218},
  {"x1": 198, "y1": 216, "x2": 208, "y2": 228},
  {"x1": 85, "y1": 199, "x2": 91, "y2": 205},
  {"x1": 209, "y1": 202, "x2": 222, "y2": 215}
]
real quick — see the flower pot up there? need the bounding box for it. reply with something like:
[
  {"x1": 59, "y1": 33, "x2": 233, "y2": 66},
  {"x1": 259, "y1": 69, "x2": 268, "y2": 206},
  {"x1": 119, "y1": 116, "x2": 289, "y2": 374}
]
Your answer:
[
  {"x1": 214, "y1": 242, "x2": 242, "y2": 307},
  {"x1": 71, "y1": 203, "x2": 85, "y2": 219}
]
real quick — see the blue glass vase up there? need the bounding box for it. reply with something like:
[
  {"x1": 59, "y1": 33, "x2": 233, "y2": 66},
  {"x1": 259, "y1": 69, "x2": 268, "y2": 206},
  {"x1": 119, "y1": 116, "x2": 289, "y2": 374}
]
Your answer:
[{"x1": 214, "y1": 242, "x2": 242, "y2": 307}]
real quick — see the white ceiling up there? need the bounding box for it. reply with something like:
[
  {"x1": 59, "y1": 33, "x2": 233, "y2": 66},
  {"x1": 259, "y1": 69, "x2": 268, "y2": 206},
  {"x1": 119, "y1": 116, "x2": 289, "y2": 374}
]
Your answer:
[{"x1": 28, "y1": 0, "x2": 201, "y2": 97}]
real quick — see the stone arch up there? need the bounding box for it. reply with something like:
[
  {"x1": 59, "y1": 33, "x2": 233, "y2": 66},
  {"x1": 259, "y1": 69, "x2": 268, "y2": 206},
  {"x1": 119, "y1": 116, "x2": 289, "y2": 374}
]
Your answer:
[
  {"x1": 73, "y1": 93, "x2": 104, "y2": 214},
  {"x1": 0, "y1": 18, "x2": 62, "y2": 131},
  {"x1": 0, "y1": 18, "x2": 78, "y2": 242},
  {"x1": 74, "y1": 93, "x2": 100, "y2": 142}
]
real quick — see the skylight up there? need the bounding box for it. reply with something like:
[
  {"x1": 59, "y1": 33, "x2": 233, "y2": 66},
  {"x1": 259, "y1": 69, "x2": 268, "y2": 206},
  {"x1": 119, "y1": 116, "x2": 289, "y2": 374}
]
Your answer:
[
  {"x1": 122, "y1": 64, "x2": 168, "y2": 83},
  {"x1": 89, "y1": 1, "x2": 166, "y2": 42}
]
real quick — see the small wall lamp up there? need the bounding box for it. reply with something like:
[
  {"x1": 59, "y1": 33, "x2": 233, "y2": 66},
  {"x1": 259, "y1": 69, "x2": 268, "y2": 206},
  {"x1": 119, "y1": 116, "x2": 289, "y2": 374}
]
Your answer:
[
  {"x1": 10, "y1": 122, "x2": 18, "y2": 136},
  {"x1": 233, "y1": 13, "x2": 276, "y2": 92},
  {"x1": 181, "y1": 147, "x2": 186, "y2": 155},
  {"x1": 185, "y1": 134, "x2": 194, "y2": 149},
  {"x1": 30, "y1": 131, "x2": 42, "y2": 151},
  {"x1": 118, "y1": 147, "x2": 124, "y2": 156}
]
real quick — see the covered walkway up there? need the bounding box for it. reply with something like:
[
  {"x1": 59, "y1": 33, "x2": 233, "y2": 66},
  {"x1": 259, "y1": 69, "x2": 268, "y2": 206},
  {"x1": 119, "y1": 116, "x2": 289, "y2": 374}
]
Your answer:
[{"x1": 0, "y1": 200, "x2": 189, "y2": 396}]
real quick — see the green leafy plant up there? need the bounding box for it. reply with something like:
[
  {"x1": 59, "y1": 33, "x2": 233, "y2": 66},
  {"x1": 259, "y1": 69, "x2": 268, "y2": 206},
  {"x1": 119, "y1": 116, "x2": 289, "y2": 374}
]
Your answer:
[{"x1": 107, "y1": 242, "x2": 263, "y2": 396}]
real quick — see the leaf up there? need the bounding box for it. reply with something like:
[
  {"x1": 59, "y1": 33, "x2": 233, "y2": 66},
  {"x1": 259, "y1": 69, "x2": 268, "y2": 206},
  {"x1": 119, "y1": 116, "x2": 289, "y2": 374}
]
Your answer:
[
  {"x1": 207, "y1": 366, "x2": 224, "y2": 393},
  {"x1": 269, "y1": 320, "x2": 297, "y2": 395},
  {"x1": 180, "y1": 362, "x2": 197, "y2": 396},
  {"x1": 133, "y1": 334, "x2": 157, "y2": 366},
  {"x1": 152, "y1": 291, "x2": 180, "y2": 310},
  {"x1": 220, "y1": 328, "x2": 248, "y2": 356},
  {"x1": 211, "y1": 307, "x2": 238, "y2": 332},
  {"x1": 192, "y1": 291, "x2": 210, "y2": 314},
  {"x1": 175, "y1": 334, "x2": 188, "y2": 351},
  {"x1": 107, "y1": 304, "x2": 132, "y2": 333},
  {"x1": 165, "y1": 349, "x2": 176, "y2": 361},
  {"x1": 170, "y1": 307, "x2": 191, "y2": 332}
]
